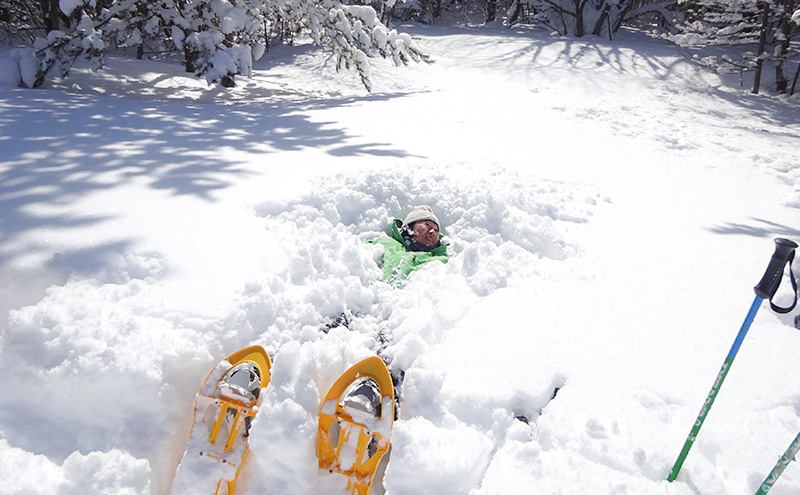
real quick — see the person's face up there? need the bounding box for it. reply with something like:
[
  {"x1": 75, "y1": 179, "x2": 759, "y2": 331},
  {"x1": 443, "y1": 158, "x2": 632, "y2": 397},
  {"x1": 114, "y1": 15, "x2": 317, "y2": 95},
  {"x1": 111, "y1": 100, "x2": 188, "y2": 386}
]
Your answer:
[{"x1": 411, "y1": 220, "x2": 439, "y2": 246}]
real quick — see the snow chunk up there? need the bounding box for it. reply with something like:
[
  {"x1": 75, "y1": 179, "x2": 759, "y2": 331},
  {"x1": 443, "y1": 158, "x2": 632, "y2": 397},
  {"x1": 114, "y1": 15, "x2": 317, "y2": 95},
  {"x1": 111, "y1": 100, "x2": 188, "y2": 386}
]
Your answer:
[
  {"x1": 18, "y1": 49, "x2": 39, "y2": 88},
  {"x1": 385, "y1": 417, "x2": 494, "y2": 494},
  {"x1": 345, "y1": 5, "x2": 379, "y2": 27},
  {"x1": 0, "y1": 439, "x2": 63, "y2": 494},
  {"x1": 171, "y1": 26, "x2": 185, "y2": 50},
  {"x1": 0, "y1": 47, "x2": 39, "y2": 88},
  {"x1": 0, "y1": 440, "x2": 149, "y2": 495},
  {"x1": 61, "y1": 449, "x2": 151, "y2": 495},
  {"x1": 220, "y1": 16, "x2": 237, "y2": 35},
  {"x1": 0, "y1": 53, "x2": 21, "y2": 87},
  {"x1": 60, "y1": 0, "x2": 93, "y2": 16},
  {"x1": 143, "y1": 16, "x2": 161, "y2": 36},
  {"x1": 253, "y1": 43, "x2": 266, "y2": 61}
]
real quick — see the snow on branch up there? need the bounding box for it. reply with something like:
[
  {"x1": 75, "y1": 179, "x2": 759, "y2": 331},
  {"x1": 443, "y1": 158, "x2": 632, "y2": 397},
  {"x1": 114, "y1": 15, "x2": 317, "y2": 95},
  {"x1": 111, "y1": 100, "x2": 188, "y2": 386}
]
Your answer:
[
  {"x1": 282, "y1": 0, "x2": 430, "y2": 90},
  {"x1": 11, "y1": 0, "x2": 428, "y2": 91}
]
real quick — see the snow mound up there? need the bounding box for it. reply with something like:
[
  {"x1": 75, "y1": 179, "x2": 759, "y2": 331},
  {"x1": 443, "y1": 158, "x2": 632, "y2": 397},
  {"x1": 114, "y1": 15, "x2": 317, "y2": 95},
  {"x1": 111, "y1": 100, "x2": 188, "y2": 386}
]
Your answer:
[{"x1": 0, "y1": 165, "x2": 588, "y2": 494}]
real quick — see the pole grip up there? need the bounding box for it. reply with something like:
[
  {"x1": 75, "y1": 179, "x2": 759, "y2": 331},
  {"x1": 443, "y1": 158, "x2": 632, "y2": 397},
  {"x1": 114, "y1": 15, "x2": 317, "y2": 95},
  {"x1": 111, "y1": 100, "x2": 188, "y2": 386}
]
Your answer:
[{"x1": 753, "y1": 238, "x2": 798, "y2": 300}]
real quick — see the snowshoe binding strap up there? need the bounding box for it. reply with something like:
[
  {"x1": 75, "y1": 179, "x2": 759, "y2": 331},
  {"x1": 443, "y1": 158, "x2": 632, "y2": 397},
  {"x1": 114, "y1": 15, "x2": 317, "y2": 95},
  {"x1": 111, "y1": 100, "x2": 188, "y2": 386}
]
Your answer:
[
  {"x1": 220, "y1": 363, "x2": 262, "y2": 401},
  {"x1": 339, "y1": 377, "x2": 382, "y2": 420},
  {"x1": 753, "y1": 238, "x2": 798, "y2": 314}
]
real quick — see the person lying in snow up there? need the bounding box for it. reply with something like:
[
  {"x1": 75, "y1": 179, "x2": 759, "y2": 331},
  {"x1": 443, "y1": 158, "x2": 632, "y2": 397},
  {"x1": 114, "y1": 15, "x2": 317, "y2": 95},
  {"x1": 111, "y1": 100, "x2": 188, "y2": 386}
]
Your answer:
[
  {"x1": 370, "y1": 205, "x2": 449, "y2": 286},
  {"x1": 324, "y1": 206, "x2": 449, "y2": 331}
]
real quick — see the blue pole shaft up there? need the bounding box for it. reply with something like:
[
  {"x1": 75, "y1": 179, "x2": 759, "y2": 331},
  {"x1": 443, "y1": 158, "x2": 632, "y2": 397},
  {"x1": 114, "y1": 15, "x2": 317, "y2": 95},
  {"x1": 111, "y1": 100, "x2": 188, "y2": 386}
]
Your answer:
[
  {"x1": 728, "y1": 297, "x2": 765, "y2": 360},
  {"x1": 667, "y1": 296, "x2": 764, "y2": 482}
]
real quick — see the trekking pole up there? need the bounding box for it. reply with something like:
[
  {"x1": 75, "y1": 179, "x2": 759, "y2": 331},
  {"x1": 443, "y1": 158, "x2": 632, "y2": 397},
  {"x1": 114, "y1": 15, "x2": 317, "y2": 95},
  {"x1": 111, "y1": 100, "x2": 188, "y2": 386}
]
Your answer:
[
  {"x1": 754, "y1": 430, "x2": 800, "y2": 494},
  {"x1": 667, "y1": 238, "x2": 798, "y2": 482}
]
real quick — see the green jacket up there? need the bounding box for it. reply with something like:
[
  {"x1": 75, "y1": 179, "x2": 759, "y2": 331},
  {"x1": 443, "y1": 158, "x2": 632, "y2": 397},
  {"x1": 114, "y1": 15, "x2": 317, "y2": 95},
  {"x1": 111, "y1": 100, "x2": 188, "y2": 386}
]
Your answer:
[{"x1": 370, "y1": 219, "x2": 449, "y2": 286}]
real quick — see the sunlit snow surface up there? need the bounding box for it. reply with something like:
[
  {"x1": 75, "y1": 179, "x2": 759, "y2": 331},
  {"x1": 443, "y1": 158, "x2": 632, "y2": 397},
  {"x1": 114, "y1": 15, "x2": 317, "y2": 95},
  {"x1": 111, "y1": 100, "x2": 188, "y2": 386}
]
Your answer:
[{"x1": 2, "y1": 24, "x2": 800, "y2": 495}]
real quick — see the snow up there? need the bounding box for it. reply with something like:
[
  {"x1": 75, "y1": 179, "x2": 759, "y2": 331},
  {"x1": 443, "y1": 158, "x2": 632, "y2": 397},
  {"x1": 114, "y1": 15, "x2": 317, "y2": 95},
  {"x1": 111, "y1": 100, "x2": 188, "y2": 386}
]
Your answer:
[
  {"x1": 2, "y1": 23, "x2": 800, "y2": 495},
  {"x1": 0, "y1": 53, "x2": 20, "y2": 87},
  {"x1": 171, "y1": 27, "x2": 185, "y2": 50},
  {"x1": 0, "y1": 48, "x2": 37, "y2": 88},
  {"x1": 59, "y1": 0, "x2": 92, "y2": 17}
]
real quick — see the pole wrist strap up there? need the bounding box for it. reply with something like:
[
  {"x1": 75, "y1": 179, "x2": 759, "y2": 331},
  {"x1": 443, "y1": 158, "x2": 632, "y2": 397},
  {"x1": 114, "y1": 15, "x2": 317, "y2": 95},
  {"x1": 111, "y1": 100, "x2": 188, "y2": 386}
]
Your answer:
[{"x1": 770, "y1": 251, "x2": 797, "y2": 314}]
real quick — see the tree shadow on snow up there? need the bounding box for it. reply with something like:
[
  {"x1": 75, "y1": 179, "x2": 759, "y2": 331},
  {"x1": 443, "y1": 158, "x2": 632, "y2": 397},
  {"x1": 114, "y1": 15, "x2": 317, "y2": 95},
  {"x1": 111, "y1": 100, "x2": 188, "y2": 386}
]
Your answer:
[
  {"x1": 410, "y1": 25, "x2": 697, "y2": 84},
  {"x1": 411, "y1": 24, "x2": 800, "y2": 127},
  {"x1": 0, "y1": 89, "x2": 415, "y2": 272},
  {"x1": 707, "y1": 218, "x2": 800, "y2": 239}
]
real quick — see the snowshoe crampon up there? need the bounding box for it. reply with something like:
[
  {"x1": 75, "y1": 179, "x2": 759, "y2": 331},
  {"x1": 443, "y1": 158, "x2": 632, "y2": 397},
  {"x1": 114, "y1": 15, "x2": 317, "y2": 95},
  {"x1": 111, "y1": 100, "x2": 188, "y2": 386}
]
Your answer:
[
  {"x1": 172, "y1": 345, "x2": 272, "y2": 495},
  {"x1": 317, "y1": 356, "x2": 395, "y2": 495}
]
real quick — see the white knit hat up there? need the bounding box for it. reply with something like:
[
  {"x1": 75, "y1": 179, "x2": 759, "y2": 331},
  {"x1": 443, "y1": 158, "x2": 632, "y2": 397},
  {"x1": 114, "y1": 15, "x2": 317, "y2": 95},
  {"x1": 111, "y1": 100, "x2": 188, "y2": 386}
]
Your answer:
[{"x1": 402, "y1": 205, "x2": 440, "y2": 229}]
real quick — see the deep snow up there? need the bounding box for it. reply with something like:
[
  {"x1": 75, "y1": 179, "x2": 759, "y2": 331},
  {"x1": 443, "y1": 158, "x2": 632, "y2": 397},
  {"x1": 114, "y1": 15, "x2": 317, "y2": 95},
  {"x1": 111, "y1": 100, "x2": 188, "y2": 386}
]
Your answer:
[{"x1": 1, "y1": 24, "x2": 800, "y2": 495}]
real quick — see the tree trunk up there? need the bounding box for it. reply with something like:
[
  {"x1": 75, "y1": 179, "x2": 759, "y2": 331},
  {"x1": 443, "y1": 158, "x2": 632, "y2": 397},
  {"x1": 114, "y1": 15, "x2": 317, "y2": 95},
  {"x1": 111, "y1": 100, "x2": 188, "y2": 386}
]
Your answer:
[
  {"x1": 593, "y1": 7, "x2": 609, "y2": 37},
  {"x1": 184, "y1": 45, "x2": 196, "y2": 73},
  {"x1": 775, "y1": 0, "x2": 794, "y2": 93},
  {"x1": 610, "y1": 1, "x2": 633, "y2": 39},
  {"x1": 507, "y1": 0, "x2": 524, "y2": 24},
  {"x1": 574, "y1": 0, "x2": 585, "y2": 37},
  {"x1": 790, "y1": 61, "x2": 800, "y2": 95},
  {"x1": 38, "y1": 0, "x2": 60, "y2": 32},
  {"x1": 752, "y1": 1, "x2": 770, "y2": 94},
  {"x1": 486, "y1": 0, "x2": 497, "y2": 23}
]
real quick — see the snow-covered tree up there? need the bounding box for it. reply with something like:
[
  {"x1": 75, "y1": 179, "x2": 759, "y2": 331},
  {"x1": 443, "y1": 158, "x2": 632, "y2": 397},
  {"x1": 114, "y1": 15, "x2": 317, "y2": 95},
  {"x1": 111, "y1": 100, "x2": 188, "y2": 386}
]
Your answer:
[
  {"x1": 773, "y1": 0, "x2": 798, "y2": 93},
  {"x1": 22, "y1": 2, "x2": 107, "y2": 88},
  {"x1": 525, "y1": 0, "x2": 680, "y2": 38},
  {"x1": 0, "y1": 0, "x2": 47, "y2": 43},
  {"x1": 8, "y1": 0, "x2": 428, "y2": 90},
  {"x1": 789, "y1": 4, "x2": 800, "y2": 93},
  {"x1": 160, "y1": 0, "x2": 267, "y2": 85},
  {"x1": 271, "y1": 0, "x2": 429, "y2": 89},
  {"x1": 383, "y1": 0, "x2": 679, "y2": 36},
  {"x1": 670, "y1": 0, "x2": 770, "y2": 49},
  {"x1": 670, "y1": 0, "x2": 799, "y2": 94}
]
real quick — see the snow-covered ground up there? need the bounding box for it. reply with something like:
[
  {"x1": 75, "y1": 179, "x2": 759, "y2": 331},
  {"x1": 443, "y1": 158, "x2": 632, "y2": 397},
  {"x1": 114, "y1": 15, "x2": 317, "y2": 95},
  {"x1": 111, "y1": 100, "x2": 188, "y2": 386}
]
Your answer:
[{"x1": 2, "y1": 23, "x2": 800, "y2": 495}]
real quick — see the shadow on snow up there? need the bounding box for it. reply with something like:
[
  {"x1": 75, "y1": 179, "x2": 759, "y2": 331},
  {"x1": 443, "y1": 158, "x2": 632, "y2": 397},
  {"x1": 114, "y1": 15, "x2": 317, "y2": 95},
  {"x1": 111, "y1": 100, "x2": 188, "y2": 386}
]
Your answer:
[
  {"x1": 0, "y1": 88, "x2": 415, "y2": 270},
  {"x1": 708, "y1": 218, "x2": 800, "y2": 239}
]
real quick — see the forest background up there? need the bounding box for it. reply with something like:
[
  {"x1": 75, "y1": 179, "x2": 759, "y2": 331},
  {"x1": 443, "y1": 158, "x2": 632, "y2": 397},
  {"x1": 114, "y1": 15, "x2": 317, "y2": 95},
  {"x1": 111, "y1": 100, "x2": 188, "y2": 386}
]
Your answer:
[{"x1": 1, "y1": 0, "x2": 800, "y2": 96}]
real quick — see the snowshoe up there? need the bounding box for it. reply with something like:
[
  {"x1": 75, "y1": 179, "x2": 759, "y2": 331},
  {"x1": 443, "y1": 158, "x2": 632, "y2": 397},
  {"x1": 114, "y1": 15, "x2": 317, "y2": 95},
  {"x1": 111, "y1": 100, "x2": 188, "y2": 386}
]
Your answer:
[
  {"x1": 172, "y1": 345, "x2": 272, "y2": 495},
  {"x1": 317, "y1": 356, "x2": 395, "y2": 495}
]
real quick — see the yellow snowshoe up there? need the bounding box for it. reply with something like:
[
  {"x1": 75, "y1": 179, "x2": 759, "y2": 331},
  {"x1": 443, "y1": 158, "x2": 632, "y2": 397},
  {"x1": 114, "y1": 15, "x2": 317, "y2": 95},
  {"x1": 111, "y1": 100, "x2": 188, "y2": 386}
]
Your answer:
[
  {"x1": 172, "y1": 345, "x2": 272, "y2": 495},
  {"x1": 317, "y1": 356, "x2": 395, "y2": 495}
]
